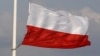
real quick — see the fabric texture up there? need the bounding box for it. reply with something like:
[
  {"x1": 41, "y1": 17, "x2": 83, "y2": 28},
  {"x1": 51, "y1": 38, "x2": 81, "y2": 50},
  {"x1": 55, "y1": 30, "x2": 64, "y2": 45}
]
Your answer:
[{"x1": 22, "y1": 2, "x2": 91, "y2": 49}]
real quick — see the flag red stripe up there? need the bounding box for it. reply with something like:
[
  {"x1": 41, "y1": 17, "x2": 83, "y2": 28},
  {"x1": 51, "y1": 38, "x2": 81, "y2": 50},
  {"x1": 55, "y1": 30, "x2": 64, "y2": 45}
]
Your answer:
[{"x1": 22, "y1": 26, "x2": 90, "y2": 49}]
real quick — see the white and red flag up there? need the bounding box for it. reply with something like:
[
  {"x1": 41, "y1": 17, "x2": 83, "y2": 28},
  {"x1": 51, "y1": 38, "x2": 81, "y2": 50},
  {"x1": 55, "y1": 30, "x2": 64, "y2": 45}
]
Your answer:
[{"x1": 22, "y1": 2, "x2": 90, "y2": 49}]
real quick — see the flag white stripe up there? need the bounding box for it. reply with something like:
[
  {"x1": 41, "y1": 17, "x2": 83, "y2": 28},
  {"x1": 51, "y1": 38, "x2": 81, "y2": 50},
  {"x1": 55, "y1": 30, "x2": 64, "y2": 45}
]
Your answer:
[{"x1": 27, "y1": 2, "x2": 89, "y2": 35}]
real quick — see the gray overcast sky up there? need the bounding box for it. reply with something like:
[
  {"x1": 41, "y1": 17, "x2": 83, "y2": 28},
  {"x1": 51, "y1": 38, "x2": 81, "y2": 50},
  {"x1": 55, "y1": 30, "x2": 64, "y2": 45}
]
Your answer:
[{"x1": 0, "y1": 0, "x2": 100, "y2": 56}]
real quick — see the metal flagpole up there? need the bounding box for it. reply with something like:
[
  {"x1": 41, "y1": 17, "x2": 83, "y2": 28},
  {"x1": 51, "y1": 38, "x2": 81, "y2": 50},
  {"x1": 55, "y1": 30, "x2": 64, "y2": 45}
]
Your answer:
[{"x1": 12, "y1": 0, "x2": 17, "y2": 56}]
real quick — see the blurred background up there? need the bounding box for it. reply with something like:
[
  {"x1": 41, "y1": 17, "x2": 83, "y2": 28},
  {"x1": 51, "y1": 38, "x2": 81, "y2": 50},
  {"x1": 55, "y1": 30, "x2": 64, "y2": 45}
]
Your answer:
[{"x1": 0, "y1": 0, "x2": 100, "y2": 56}]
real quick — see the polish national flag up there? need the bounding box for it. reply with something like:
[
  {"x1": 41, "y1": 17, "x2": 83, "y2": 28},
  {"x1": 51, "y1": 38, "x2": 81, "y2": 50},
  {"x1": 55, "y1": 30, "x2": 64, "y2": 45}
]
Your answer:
[{"x1": 22, "y1": 2, "x2": 90, "y2": 49}]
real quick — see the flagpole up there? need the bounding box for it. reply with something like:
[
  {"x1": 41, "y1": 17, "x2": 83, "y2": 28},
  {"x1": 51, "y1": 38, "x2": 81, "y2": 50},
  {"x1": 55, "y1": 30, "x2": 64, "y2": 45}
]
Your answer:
[{"x1": 12, "y1": 0, "x2": 17, "y2": 56}]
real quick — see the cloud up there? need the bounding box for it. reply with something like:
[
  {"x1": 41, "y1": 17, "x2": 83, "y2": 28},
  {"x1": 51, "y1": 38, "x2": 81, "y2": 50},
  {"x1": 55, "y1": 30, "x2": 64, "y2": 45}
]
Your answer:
[
  {"x1": 80, "y1": 7, "x2": 100, "y2": 22},
  {"x1": 69, "y1": 7, "x2": 100, "y2": 23}
]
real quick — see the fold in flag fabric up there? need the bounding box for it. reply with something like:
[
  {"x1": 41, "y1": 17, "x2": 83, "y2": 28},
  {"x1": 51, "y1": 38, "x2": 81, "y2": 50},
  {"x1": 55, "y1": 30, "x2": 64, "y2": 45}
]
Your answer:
[{"x1": 22, "y1": 2, "x2": 91, "y2": 49}]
